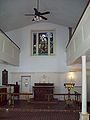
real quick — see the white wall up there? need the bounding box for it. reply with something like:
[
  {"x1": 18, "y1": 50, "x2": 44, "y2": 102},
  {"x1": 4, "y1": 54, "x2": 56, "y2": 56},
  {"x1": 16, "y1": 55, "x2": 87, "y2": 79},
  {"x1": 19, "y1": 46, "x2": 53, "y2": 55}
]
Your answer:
[
  {"x1": 7, "y1": 22, "x2": 69, "y2": 72},
  {"x1": 0, "y1": 22, "x2": 83, "y2": 100}
]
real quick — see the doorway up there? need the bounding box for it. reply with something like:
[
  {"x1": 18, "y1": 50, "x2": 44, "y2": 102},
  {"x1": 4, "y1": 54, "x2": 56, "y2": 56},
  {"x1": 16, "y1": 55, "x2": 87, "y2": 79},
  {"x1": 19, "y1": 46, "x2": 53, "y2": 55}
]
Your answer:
[
  {"x1": 21, "y1": 76, "x2": 31, "y2": 93},
  {"x1": 21, "y1": 76, "x2": 31, "y2": 100}
]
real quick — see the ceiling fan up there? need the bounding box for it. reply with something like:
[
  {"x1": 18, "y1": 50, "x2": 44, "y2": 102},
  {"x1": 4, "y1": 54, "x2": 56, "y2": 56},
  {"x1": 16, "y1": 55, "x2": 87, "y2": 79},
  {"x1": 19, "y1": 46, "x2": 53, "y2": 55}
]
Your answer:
[{"x1": 24, "y1": 0, "x2": 50, "y2": 21}]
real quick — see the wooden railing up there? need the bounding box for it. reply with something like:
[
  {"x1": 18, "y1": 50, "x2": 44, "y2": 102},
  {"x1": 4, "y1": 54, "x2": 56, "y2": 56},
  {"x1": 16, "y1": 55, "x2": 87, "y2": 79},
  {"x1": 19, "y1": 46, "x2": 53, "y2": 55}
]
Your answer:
[
  {"x1": 0, "y1": 28, "x2": 20, "y2": 66},
  {"x1": 0, "y1": 28, "x2": 20, "y2": 49},
  {"x1": 0, "y1": 92, "x2": 33, "y2": 105},
  {"x1": 46, "y1": 93, "x2": 81, "y2": 103},
  {"x1": 0, "y1": 92, "x2": 81, "y2": 106},
  {"x1": 66, "y1": 0, "x2": 90, "y2": 48}
]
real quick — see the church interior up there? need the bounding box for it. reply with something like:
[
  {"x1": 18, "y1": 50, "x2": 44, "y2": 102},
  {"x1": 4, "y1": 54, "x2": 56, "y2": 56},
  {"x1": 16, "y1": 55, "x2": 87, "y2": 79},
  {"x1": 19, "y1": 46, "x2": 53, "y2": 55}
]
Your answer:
[{"x1": 0, "y1": 0, "x2": 90, "y2": 120}]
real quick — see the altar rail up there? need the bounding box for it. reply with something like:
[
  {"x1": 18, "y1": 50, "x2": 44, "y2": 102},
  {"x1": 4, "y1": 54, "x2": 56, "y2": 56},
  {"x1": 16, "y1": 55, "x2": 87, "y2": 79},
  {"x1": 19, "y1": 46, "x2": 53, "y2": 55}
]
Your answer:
[
  {"x1": 46, "y1": 92, "x2": 81, "y2": 103},
  {"x1": 0, "y1": 92, "x2": 81, "y2": 106}
]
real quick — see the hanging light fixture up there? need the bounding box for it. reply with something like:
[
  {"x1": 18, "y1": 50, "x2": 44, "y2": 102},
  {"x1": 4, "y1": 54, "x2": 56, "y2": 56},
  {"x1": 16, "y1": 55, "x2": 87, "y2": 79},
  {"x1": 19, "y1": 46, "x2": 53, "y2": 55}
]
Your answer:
[
  {"x1": 33, "y1": 15, "x2": 42, "y2": 22},
  {"x1": 24, "y1": 0, "x2": 50, "y2": 22}
]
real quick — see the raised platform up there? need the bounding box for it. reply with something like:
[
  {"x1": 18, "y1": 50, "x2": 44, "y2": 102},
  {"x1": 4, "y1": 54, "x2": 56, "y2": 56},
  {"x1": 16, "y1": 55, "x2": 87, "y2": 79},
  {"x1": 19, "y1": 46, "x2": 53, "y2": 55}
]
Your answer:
[{"x1": 29, "y1": 98, "x2": 59, "y2": 104}]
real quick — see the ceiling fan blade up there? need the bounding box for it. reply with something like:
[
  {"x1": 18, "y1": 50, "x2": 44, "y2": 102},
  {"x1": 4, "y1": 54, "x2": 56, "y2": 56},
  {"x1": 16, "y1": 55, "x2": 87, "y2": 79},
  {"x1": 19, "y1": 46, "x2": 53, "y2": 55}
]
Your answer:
[
  {"x1": 24, "y1": 13, "x2": 35, "y2": 16},
  {"x1": 34, "y1": 8, "x2": 38, "y2": 13},
  {"x1": 40, "y1": 11, "x2": 50, "y2": 15},
  {"x1": 34, "y1": 8, "x2": 41, "y2": 16},
  {"x1": 32, "y1": 18, "x2": 35, "y2": 21},
  {"x1": 40, "y1": 15, "x2": 47, "y2": 20}
]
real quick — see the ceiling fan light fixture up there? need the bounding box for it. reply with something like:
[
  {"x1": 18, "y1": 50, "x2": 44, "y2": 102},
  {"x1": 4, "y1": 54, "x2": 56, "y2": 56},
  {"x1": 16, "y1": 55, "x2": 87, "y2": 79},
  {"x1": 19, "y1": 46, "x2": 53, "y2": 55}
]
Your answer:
[
  {"x1": 25, "y1": 0, "x2": 50, "y2": 22},
  {"x1": 33, "y1": 16, "x2": 42, "y2": 22},
  {"x1": 39, "y1": 16, "x2": 42, "y2": 20}
]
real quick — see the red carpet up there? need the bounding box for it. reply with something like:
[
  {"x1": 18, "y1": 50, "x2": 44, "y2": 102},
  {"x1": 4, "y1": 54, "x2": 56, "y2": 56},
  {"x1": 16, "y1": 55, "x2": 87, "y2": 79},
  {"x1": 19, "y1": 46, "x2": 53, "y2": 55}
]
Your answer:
[{"x1": 0, "y1": 100, "x2": 89, "y2": 120}]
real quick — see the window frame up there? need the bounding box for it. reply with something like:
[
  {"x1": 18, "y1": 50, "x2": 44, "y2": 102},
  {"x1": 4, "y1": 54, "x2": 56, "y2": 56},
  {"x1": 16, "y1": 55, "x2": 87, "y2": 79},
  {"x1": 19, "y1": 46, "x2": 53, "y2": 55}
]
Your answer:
[{"x1": 31, "y1": 30, "x2": 56, "y2": 56}]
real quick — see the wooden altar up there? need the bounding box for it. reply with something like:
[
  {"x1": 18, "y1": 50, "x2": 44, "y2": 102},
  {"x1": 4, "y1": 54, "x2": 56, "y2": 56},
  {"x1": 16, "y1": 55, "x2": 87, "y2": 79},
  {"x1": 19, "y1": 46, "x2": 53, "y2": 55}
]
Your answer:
[{"x1": 33, "y1": 83, "x2": 54, "y2": 101}]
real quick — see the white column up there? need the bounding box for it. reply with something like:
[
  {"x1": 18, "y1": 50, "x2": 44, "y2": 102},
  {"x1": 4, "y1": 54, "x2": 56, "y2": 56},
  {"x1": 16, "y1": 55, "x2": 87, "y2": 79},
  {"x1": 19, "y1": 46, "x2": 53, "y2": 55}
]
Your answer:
[
  {"x1": 81, "y1": 55, "x2": 87, "y2": 113},
  {"x1": 79, "y1": 56, "x2": 89, "y2": 120}
]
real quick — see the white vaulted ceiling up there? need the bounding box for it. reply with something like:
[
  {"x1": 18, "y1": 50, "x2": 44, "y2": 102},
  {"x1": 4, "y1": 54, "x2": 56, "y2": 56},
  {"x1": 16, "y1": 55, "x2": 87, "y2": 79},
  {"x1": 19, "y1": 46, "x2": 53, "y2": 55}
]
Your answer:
[{"x1": 0, "y1": 0, "x2": 88, "y2": 32}]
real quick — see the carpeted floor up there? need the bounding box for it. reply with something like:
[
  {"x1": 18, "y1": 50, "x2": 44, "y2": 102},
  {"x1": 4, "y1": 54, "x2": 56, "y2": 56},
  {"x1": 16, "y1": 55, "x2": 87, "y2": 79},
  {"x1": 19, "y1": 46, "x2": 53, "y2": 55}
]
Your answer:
[
  {"x1": 0, "y1": 110, "x2": 79, "y2": 120},
  {"x1": 0, "y1": 100, "x2": 89, "y2": 120}
]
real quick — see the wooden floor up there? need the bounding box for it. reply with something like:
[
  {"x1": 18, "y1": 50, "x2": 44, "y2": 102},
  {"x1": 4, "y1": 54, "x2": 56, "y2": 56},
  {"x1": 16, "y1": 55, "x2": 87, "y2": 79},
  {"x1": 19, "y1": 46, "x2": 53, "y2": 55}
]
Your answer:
[{"x1": 0, "y1": 100, "x2": 89, "y2": 120}]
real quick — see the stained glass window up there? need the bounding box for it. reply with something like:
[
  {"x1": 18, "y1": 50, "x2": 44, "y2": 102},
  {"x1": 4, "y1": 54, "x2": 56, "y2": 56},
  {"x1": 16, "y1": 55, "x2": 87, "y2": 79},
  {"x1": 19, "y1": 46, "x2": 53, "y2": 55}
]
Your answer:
[
  {"x1": 50, "y1": 32, "x2": 53, "y2": 54},
  {"x1": 32, "y1": 30, "x2": 55, "y2": 56}
]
